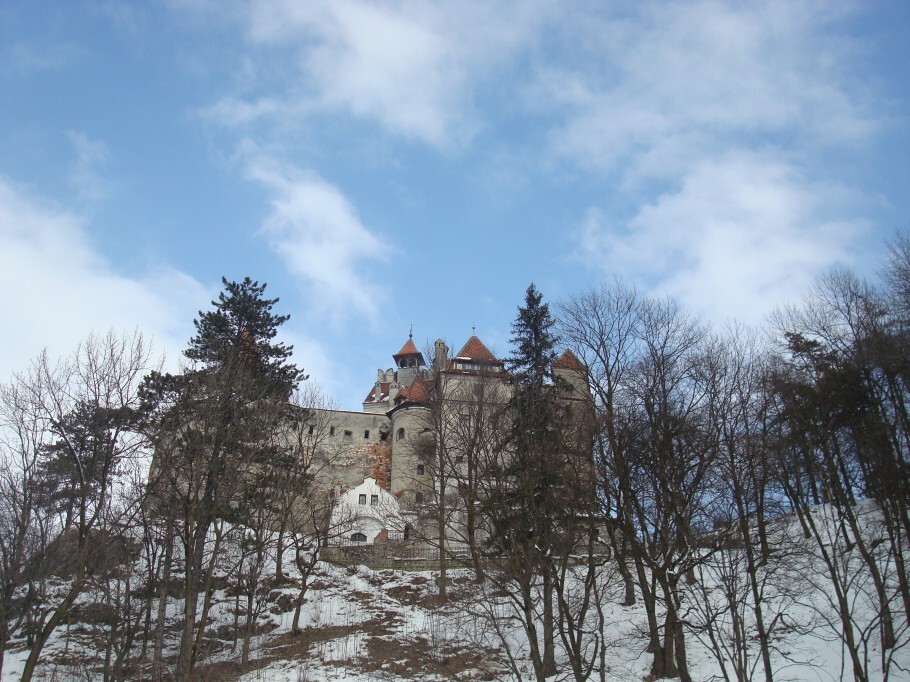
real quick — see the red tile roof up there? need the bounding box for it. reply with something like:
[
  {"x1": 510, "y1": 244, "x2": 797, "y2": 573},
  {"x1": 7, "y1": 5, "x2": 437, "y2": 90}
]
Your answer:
[
  {"x1": 453, "y1": 335, "x2": 497, "y2": 363},
  {"x1": 553, "y1": 349, "x2": 584, "y2": 370},
  {"x1": 405, "y1": 377, "x2": 430, "y2": 403},
  {"x1": 393, "y1": 337, "x2": 421, "y2": 358},
  {"x1": 363, "y1": 381, "x2": 391, "y2": 403}
]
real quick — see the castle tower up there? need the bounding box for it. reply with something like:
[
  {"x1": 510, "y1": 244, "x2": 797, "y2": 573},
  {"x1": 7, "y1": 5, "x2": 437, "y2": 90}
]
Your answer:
[
  {"x1": 393, "y1": 333, "x2": 425, "y2": 387},
  {"x1": 553, "y1": 349, "x2": 589, "y2": 397}
]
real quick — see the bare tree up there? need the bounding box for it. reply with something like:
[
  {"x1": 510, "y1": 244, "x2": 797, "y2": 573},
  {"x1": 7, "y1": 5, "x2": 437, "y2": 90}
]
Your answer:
[
  {"x1": 0, "y1": 332, "x2": 153, "y2": 682},
  {"x1": 561, "y1": 284, "x2": 722, "y2": 682},
  {"x1": 767, "y1": 267, "x2": 910, "y2": 681}
]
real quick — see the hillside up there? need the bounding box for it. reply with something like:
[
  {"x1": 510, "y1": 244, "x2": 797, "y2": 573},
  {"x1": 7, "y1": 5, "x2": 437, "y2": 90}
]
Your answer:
[{"x1": 2, "y1": 503, "x2": 908, "y2": 681}]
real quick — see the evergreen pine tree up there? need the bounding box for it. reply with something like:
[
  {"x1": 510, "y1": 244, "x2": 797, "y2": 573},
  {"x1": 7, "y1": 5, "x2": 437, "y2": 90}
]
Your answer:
[
  {"x1": 506, "y1": 283, "x2": 559, "y2": 388},
  {"x1": 489, "y1": 283, "x2": 563, "y2": 679},
  {"x1": 185, "y1": 276, "x2": 306, "y2": 398}
]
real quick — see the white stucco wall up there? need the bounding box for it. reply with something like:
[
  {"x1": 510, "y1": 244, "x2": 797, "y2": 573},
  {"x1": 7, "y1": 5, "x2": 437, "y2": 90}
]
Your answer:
[{"x1": 329, "y1": 477, "x2": 404, "y2": 544}]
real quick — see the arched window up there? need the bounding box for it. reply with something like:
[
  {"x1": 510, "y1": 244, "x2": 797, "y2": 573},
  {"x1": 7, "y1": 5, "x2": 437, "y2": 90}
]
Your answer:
[
  {"x1": 397, "y1": 428, "x2": 406, "y2": 441},
  {"x1": 351, "y1": 532, "x2": 367, "y2": 543}
]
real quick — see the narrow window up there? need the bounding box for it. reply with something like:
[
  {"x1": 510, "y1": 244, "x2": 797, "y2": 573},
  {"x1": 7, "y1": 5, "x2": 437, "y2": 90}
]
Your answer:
[
  {"x1": 358, "y1": 494, "x2": 366, "y2": 505},
  {"x1": 416, "y1": 464, "x2": 424, "y2": 476},
  {"x1": 397, "y1": 428, "x2": 406, "y2": 441},
  {"x1": 415, "y1": 492, "x2": 424, "y2": 504},
  {"x1": 380, "y1": 431, "x2": 388, "y2": 441},
  {"x1": 364, "y1": 430, "x2": 370, "y2": 439},
  {"x1": 370, "y1": 494, "x2": 378, "y2": 506},
  {"x1": 330, "y1": 426, "x2": 336, "y2": 436},
  {"x1": 308, "y1": 425, "x2": 315, "y2": 435}
]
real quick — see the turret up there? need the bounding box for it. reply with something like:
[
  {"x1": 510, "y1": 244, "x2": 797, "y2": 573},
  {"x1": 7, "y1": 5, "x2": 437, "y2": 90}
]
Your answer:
[
  {"x1": 393, "y1": 334, "x2": 425, "y2": 386},
  {"x1": 553, "y1": 349, "x2": 588, "y2": 396}
]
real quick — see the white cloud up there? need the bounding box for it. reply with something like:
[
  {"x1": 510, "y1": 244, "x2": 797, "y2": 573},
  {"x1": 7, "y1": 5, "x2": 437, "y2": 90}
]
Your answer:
[
  {"x1": 1, "y1": 42, "x2": 82, "y2": 77},
  {"x1": 577, "y1": 152, "x2": 869, "y2": 324},
  {"x1": 246, "y1": 158, "x2": 389, "y2": 324},
  {"x1": 67, "y1": 132, "x2": 109, "y2": 206},
  {"x1": 0, "y1": 177, "x2": 210, "y2": 379},
  {"x1": 201, "y1": 0, "x2": 546, "y2": 149},
  {"x1": 543, "y1": 1, "x2": 873, "y2": 180}
]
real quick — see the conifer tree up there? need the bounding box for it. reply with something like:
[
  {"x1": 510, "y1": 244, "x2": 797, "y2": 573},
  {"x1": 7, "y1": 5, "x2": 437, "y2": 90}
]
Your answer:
[
  {"x1": 487, "y1": 284, "x2": 563, "y2": 680},
  {"x1": 141, "y1": 276, "x2": 305, "y2": 679},
  {"x1": 506, "y1": 283, "x2": 559, "y2": 388},
  {"x1": 185, "y1": 276, "x2": 306, "y2": 398}
]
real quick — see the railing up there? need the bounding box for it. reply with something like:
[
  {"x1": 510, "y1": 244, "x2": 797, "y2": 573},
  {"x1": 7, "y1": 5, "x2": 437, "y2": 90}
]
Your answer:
[{"x1": 319, "y1": 542, "x2": 479, "y2": 570}]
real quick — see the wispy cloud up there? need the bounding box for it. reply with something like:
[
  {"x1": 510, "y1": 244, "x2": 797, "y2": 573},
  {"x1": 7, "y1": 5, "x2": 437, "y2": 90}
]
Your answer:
[
  {"x1": 67, "y1": 132, "x2": 109, "y2": 206},
  {"x1": 246, "y1": 157, "x2": 389, "y2": 325},
  {"x1": 1, "y1": 42, "x2": 81, "y2": 77},
  {"x1": 554, "y1": 2, "x2": 882, "y2": 322},
  {"x1": 188, "y1": 0, "x2": 885, "y2": 327},
  {"x1": 542, "y1": 2, "x2": 873, "y2": 179},
  {"x1": 577, "y1": 152, "x2": 869, "y2": 324},
  {"x1": 200, "y1": 0, "x2": 546, "y2": 150},
  {"x1": 0, "y1": 177, "x2": 209, "y2": 378}
]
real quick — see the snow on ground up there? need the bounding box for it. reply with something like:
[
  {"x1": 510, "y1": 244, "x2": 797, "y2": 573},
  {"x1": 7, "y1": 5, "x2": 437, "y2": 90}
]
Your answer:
[{"x1": 3, "y1": 506, "x2": 910, "y2": 681}]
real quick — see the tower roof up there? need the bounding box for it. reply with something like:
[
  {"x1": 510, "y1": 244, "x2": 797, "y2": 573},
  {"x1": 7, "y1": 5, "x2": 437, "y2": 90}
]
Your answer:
[
  {"x1": 400, "y1": 376, "x2": 431, "y2": 403},
  {"x1": 453, "y1": 335, "x2": 498, "y2": 363},
  {"x1": 392, "y1": 336, "x2": 424, "y2": 362},
  {"x1": 394, "y1": 337, "x2": 420, "y2": 357},
  {"x1": 553, "y1": 349, "x2": 585, "y2": 371}
]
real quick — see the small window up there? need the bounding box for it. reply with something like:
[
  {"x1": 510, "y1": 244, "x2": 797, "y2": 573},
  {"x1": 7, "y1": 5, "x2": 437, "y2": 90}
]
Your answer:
[
  {"x1": 343, "y1": 430, "x2": 353, "y2": 440},
  {"x1": 330, "y1": 426, "x2": 336, "y2": 436},
  {"x1": 455, "y1": 455, "x2": 463, "y2": 465},
  {"x1": 397, "y1": 428, "x2": 406, "y2": 441},
  {"x1": 308, "y1": 425, "x2": 315, "y2": 435},
  {"x1": 415, "y1": 492, "x2": 424, "y2": 504},
  {"x1": 370, "y1": 494, "x2": 378, "y2": 506},
  {"x1": 416, "y1": 464, "x2": 424, "y2": 476},
  {"x1": 351, "y1": 532, "x2": 367, "y2": 543},
  {"x1": 364, "y1": 430, "x2": 370, "y2": 439},
  {"x1": 359, "y1": 494, "x2": 366, "y2": 505},
  {"x1": 380, "y1": 431, "x2": 388, "y2": 441}
]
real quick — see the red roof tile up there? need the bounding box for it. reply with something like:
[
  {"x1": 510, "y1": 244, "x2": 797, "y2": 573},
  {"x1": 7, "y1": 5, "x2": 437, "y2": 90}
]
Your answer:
[
  {"x1": 553, "y1": 349, "x2": 584, "y2": 370},
  {"x1": 393, "y1": 337, "x2": 421, "y2": 358},
  {"x1": 363, "y1": 381, "x2": 391, "y2": 403},
  {"x1": 454, "y1": 335, "x2": 497, "y2": 363},
  {"x1": 406, "y1": 377, "x2": 430, "y2": 403}
]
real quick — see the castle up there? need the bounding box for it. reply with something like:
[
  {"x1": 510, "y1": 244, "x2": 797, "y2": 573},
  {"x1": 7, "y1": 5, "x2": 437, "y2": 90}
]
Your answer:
[{"x1": 305, "y1": 332, "x2": 589, "y2": 546}]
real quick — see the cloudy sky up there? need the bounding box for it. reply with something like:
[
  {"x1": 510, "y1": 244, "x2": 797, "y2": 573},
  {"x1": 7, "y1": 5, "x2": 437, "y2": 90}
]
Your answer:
[{"x1": 1, "y1": 1, "x2": 908, "y2": 408}]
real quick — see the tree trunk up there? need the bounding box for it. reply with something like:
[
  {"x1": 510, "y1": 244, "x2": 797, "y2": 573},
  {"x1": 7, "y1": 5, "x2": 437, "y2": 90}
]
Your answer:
[
  {"x1": 241, "y1": 591, "x2": 254, "y2": 670},
  {"x1": 542, "y1": 569, "x2": 557, "y2": 677},
  {"x1": 437, "y1": 478, "x2": 447, "y2": 601},
  {"x1": 21, "y1": 577, "x2": 84, "y2": 682},
  {"x1": 190, "y1": 526, "x2": 224, "y2": 669},
  {"x1": 275, "y1": 520, "x2": 286, "y2": 582},
  {"x1": 153, "y1": 518, "x2": 173, "y2": 678}
]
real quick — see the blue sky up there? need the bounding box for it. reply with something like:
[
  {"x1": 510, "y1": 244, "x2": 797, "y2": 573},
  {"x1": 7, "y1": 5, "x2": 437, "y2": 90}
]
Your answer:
[{"x1": 1, "y1": 1, "x2": 908, "y2": 409}]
